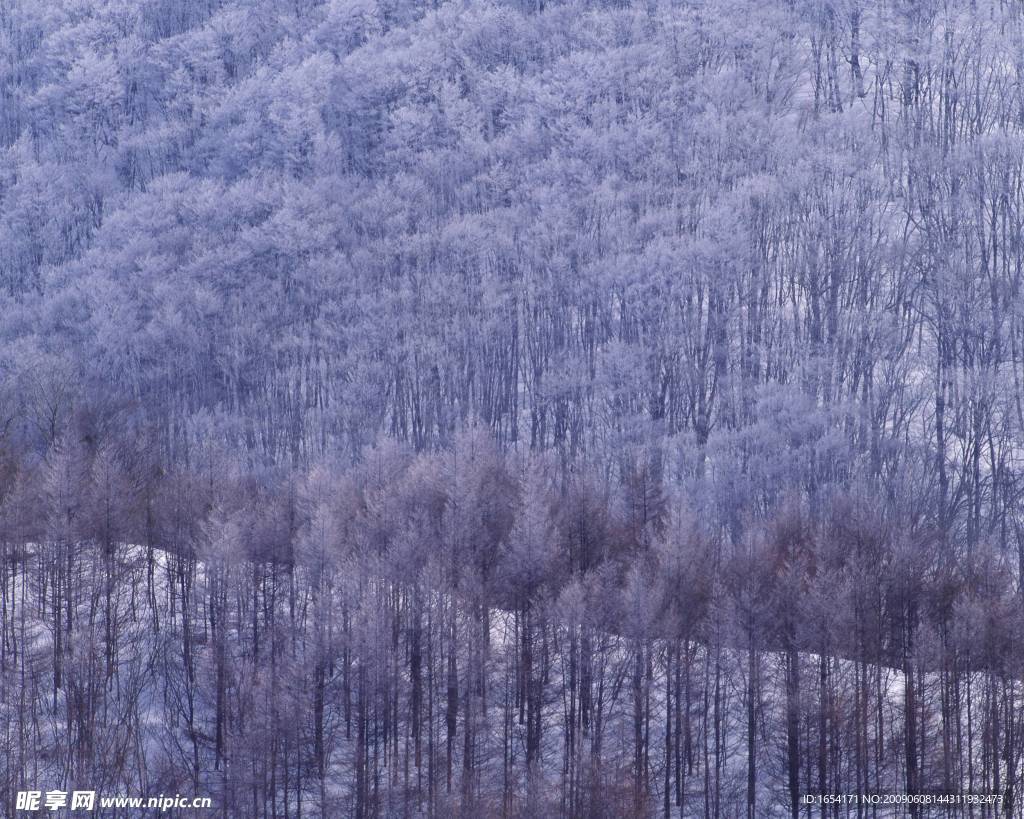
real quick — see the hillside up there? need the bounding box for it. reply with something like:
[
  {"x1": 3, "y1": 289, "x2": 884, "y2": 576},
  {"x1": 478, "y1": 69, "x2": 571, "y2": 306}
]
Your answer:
[{"x1": 3, "y1": 0, "x2": 1024, "y2": 816}]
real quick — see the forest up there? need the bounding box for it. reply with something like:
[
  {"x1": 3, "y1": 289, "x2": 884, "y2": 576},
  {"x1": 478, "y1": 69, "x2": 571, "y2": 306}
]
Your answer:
[{"x1": 2, "y1": 0, "x2": 1024, "y2": 815}]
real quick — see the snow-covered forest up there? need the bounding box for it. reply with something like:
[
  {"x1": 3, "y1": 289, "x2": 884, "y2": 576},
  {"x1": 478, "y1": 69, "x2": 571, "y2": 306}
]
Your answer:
[{"x1": 2, "y1": 0, "x2": 1024, "y2": 815}]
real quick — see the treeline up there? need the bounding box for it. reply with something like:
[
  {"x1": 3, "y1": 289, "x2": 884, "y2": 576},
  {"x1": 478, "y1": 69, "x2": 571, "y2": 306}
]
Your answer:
[
  {"x1": 0, "y1": 421, "x2": 1022, "y2": 817},
  {"x1": 4, "y1": 0, "x2": 1024, "y2": 814},
  {"x1": 0, "y1": 0, "x2": 1023, "y2": 478}
]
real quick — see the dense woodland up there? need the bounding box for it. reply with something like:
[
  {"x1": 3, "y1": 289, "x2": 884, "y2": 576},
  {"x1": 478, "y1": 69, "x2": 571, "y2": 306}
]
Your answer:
[{"x1": 3, "y1": 0, "x2": 1024, "y2": 815}]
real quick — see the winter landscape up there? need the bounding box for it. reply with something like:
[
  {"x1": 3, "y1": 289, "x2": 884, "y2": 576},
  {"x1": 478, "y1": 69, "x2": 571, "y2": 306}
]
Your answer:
[{"x1": 2, "y1": 0, "x2": 1024, "y2": 816}]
